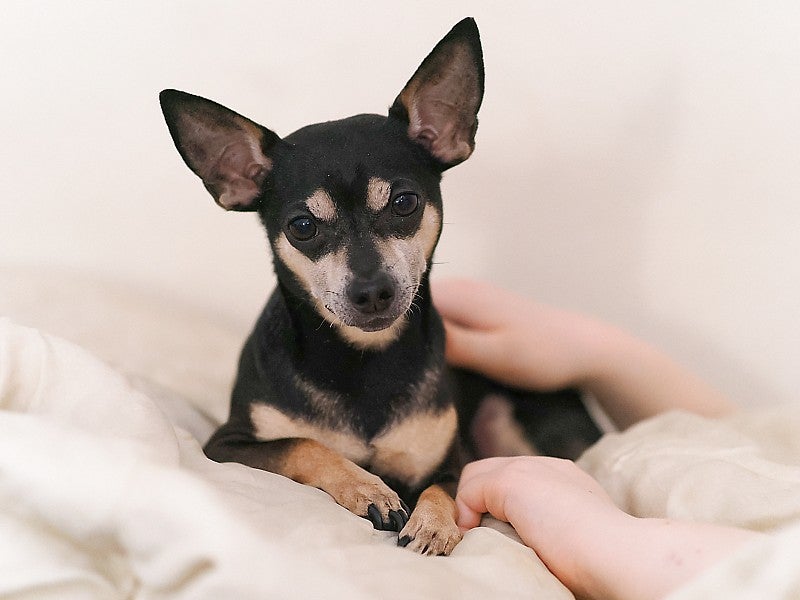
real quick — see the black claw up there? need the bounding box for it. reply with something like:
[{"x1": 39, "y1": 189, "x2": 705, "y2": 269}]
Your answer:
[
  {"x1": 388, "y1": 509, "x2": 406, "y2": 532},
  {"x1": 397, "y1": 535, "x2": 412, "y2": 547},
  {"x1": 400, "y1": 499, "x2": 411, "y2": 515},
  {"x1": 367, "y1": 504, "x2": 383, "y2": 530}
]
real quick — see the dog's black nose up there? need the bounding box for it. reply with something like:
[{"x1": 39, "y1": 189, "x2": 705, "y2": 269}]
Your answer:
[{"x1": 348, "y1": 274, "x2": 395, "y2": 314}]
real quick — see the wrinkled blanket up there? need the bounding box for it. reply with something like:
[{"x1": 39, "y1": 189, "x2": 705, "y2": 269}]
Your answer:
[
  {"x1": 579, "y1": 407, "x2": 800, "y2": 598},
  {"x1": 1, "y1": 318, "x2": 799, "y2": 598}
]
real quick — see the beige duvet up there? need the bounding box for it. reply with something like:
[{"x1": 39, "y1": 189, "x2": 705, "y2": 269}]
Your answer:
[{"x1": 2, "y1": 317, "x2": 799, "y2": 598}]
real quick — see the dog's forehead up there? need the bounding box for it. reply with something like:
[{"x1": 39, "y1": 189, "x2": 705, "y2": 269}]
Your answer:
[
  {"x1": 273, "y1": 114, "x2": 438, "y2": 208},
  {"x1": 302, "y1": 178, "x2": 391, "y2": 223},
  {"x1": 282, "y1": 114, "x2": 410, "y2": 162}
]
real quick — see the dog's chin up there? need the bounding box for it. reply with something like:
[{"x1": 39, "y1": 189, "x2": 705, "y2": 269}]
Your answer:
[
  {"x1": 352, "y1": 315, "x2": 402, "y2": 332},
  {"x1": 326, "y1": 304, "x2": 408, "y2": 333}
]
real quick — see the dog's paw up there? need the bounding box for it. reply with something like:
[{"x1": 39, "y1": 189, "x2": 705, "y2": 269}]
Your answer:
[
  {"x1": 397, "y1": 504, "x2": 462, "y2": 556},
  {"x1": 367, "y1": 502, "x2": 410, "y2": 532},
  {"x1": 329, "y1": 472, "x2": 409, "y2": 531}
]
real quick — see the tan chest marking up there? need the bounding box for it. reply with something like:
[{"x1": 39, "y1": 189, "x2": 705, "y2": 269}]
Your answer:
[
  {"x1": 370, "y1": 405, "x2": 457, "y2": 487},
  {"x1": 250, "y1": 404, "x2": 372, "y2": 465},
  {"x1": 249, "y1": 403, "x2": 457, "y2": 487}
]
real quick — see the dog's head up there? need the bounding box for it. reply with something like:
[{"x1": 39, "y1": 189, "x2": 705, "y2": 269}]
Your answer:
[{"x1": 160, "y1": 18, "x2": 483, "y2": 349}]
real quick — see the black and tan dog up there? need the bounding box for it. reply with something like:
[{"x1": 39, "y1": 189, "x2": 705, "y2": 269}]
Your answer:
[{"x1": 160, "y1": 18, "x2": 599, "y2": 556}]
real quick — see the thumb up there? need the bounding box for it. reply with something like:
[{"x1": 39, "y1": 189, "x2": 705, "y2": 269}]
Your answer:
[{"x1": 455, "y1": 491, "x2": 485, "y2": 532}]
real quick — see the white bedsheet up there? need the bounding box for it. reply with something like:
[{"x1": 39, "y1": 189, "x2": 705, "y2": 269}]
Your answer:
[
  {"x1": 2, "y1": 317, "x2": 799, "y2": 598},
  {"x1": 0, "y1": 319, "x2": 570, "y2": 599},
  {"x1": 579, "y1": 409, "x2": 800, "y2": 598}
]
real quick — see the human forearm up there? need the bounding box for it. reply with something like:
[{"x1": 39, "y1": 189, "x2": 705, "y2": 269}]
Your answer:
[
  {"x1": 579, "y1": 321, "x2": 734, "y2": 429},
  {"x1": 574, "y1": 515, "x2": 761, "y2": 600},
  {"x1": 457, "y1": 456, "x2": 761, "y2": 600},
  {"x1": 434, "y1": 279, "x2": 735, "y2": 430}
]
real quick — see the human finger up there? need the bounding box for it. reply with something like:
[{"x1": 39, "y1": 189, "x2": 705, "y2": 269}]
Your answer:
[
  {"x1": 442, "y1": 320, "x2": 502, "y2": 371},
  {"x1": 432, "y1": 278, "x2": 510, "y2": 330},
  {"x1": 455, "y1": 458, "x2": 518, "y2": 530},
  {"x1": 454, "y1": 494, "x2": 484, "y2": 531}
]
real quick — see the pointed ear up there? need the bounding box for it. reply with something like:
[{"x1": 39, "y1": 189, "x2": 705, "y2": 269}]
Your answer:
[
  {"x1": 159, "y1": 89, "x2": 280, "y2": 211},
  {"x1": 389, "y1": 18, "x2": 484, "y2": 169}
]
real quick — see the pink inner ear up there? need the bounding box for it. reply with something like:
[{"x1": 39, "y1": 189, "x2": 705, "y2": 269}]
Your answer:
[
  {"x1": 209, "y1": 140, "x2": 271, "y2": 210},
  {"x1": 409, "y1": 97, "x2": 474, "y2": 165},
  {"x1": 217, "y1": 177, "x2": 261, "y2": 210},
  {"x1": 401, "y1": 45, "x2": 480, "y2": 165},
  {"x1": 411, "y1": 123, "x2": 439, "y2": 152},
  {"x1": 174, "y1": 108, "x2": 272, "y2": 210}
]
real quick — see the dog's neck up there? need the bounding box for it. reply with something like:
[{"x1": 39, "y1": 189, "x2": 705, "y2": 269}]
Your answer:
[{"x1": 262, "y1": 275, "x2": 445, "y2": 434}]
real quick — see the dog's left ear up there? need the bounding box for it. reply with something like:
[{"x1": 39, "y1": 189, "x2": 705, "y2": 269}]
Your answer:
[
  {"x1": 389, "y1": 18, "x2": 484, "y2": 169},
  {"x1": 159, "y1": 89, "x2": 280, "y2": 211}
]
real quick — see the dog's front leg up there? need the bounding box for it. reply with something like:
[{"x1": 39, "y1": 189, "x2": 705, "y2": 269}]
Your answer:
[
  {"x1": 398, "y1": 483, "x2": 463, "y2": 556},
  {"x1": 205, "y1": 433, "x2": 409, "y2": 531}
]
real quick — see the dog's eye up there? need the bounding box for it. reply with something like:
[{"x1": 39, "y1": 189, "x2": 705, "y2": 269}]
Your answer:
[
  {"x1": 391, "y1": 193, "x2": 419, "y2": 217},
  {"x1": 287, "y1": 216, "x2": 317, "y2": 241}
]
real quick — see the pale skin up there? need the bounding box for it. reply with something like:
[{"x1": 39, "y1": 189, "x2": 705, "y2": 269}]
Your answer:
[{"x1": 433, "y1": 279, "x2": 762, "y2": 600}]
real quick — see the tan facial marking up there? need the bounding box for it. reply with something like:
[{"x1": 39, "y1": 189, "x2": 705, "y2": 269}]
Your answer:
[
  {"x1": 366, "y1": 177, "x2": 392, "y2": 212},
  {"x1": 305, "y1": 188, "x2": 337, "y2": 222},
  {"x1": 334, "y1": 318, "x2": 407, "y2": 350},
  {"x1": 274, "y1": 202, "x2": 440, "y2": 351},
  {"x1": 275, "y1": 233, "x2": 348, "y2": 312},
  {"x1": 373, "y1": 203, "x2": 441, "y2": 288},
  {"x1": 275, "y1": 233, "x2": 408, "y2": 350}
]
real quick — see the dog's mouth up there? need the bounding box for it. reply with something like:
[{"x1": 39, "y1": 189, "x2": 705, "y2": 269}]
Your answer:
[
  {"x1": 321, "y1": 286, "x2": 415, "y2": 333},
  {"x1": 322, "y1": 303, "x2": 407, "y2": 332},
  {"x1": 351, "y1": 314, "x2": 403, "y2": 332},
  {"x1": 317, "y1": 270, "x2": 422, "y2": 337}
]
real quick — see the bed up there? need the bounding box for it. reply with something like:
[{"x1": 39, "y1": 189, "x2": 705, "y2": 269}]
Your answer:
[{"x1": 2, "y1": 267, "x2": 799, "y2": 599}]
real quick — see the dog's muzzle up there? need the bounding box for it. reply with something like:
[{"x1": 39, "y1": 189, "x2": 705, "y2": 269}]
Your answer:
[{"x1": 327, "y1": 272, "x2": 409, "y2": 331}]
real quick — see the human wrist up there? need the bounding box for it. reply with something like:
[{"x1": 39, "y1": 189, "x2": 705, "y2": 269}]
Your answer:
[
  {"x1": 557, "y1": 510, "x2": 640, "y2": 600},
  {"x1": 570, "y1": 317, "x2": 626, "y2": 390},
  {"x1": 503, "y1": 488, "x2": 633, "y2": 600},
  {"x1": 575, "y1": 515, "x2": 756, "y2": 600}
]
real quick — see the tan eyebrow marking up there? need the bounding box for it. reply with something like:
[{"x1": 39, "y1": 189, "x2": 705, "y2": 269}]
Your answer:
[
  {"x1": 366, "y1": 177, "x2": 391, "y2": 212},
  {"x1": 305, "y1": 189, "x2": 337, "y2": 222}
]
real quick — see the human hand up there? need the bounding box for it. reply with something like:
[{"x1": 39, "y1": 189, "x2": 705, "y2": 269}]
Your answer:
[
  {"x1": 434, "y1": 278, "x2": 733, "y2": 429},
  {"x1": 433, "y1": 279, "x2": 606, "y2": 391},
  {"x1": 456, "y1": 456, "x2": 629, "y2": 598},
  {"x1": 457, "y1": 456, "x2": 758, "y2": 600}
]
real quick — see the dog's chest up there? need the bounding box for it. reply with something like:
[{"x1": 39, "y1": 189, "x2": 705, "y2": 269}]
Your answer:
[{"x1": 250, "y1": 396, "x2": 456, "y2": 488}]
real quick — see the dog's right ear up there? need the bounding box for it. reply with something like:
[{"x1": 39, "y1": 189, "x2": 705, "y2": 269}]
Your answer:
[
  {"x1": 389, "y1": 18, "x2": 484, "y2": 169},
  {"x1": 159, "y1": 89, "x2": 280, "y2": 211}
]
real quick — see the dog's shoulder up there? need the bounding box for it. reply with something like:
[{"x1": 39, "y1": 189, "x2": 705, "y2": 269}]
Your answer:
[{"x1": 229, "y1": 289, "x2": 296, "y2": 409}]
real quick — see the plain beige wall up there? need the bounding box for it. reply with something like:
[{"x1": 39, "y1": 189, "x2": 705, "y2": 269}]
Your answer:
[{"x1": 1, "y1": 1, "x2": 798, "y2": 408}]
